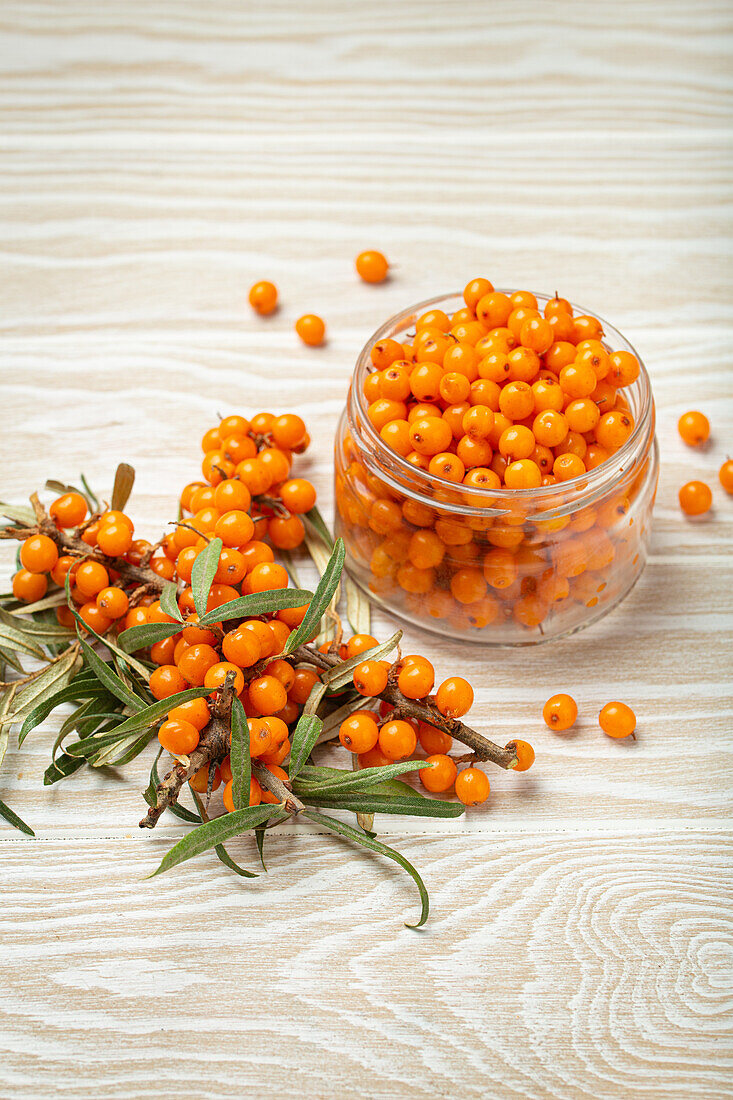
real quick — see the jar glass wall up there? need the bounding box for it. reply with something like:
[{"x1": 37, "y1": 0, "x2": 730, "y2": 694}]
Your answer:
[{"x1": 334, "y1": 292, "x2": 659, "y2": 646}]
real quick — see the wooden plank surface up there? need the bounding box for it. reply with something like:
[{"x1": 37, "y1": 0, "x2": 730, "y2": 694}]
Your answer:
[{"x1": 1, "y1": 2, "x2": 732, "y2": 1097}]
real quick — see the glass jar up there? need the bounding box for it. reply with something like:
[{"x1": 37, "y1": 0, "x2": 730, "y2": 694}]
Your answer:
[{"x1": 334, "y1": 291, "x2": 659, "y2": 645}]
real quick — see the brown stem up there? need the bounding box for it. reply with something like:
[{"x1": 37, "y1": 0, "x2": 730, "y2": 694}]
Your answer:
[
  {"x1": 139, "y1": 672, "x2": 237, "y2": 829},
  {"x1": 252, "y1": 762, "x2": 304, "y2": 815},
  {"x1": 292, "y1": 644, "x2": 517, "y2": 770}
]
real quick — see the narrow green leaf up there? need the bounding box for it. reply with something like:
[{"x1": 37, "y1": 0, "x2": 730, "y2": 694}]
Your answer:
[
  {"x1": 197, "y1": 587, "x2": 313, "y2": 628},
  {"x1": 148, "y1": 805, "x2": 285, "y2": 877},
  {"x1": 0, "y1": 687, "x2": 18, "y2": 769},
  {"x1": 65, "y1": 574, "x2": 150, "y2": 680},
  {"x1": 0, "y1": 606, "x2": 74, "y2": 640},
  {"x1": 190, "y1": 790, "x2": 258, "y2": 878},
  {"x1": 6, "y1": 591, "x2": 67, "y2": 615},
  {"x1": 93, "y1": 727, "x2": 156, "y2": 767},
  {"x1": 191, "y1": 537, "x2": 223, "y2": 619},
  {"x1": 301, "y1": 792, "x2": 463, "y2": 818},
  {"x1": 0, "y1": 621, "x2": 46, "y2": 660},
  {"x1": 293, "y1": 759, "x2": 427, "y2": 796},
  {"x1": 18, "y1": 674, "x2": 110, "y2": 745},
  {"x1": 0, "y1": 644, "x2": 25, "y2": 673},
  {"x1": 0, "y1": 501, "x2": 36, "y2": 525},
  {"x1": 117, "y1": 621, "x2": 182, "y2": 653},
  {"x1": 44, "y1": 752, "x2": 84, "y2": 785},
  {"x1": 351, "y1": 751, "x2": 374, "y2": 834},
  {"x1": 159, "y1": 582, "x2": 183, "y2": 622},
  {"x1": 318, "y1": 695, "x2": 373, "y2": 742},
  {"x1": 255, "y1": 825, "x2": 267, "y2": 870},
  {"x1": 304, "y1": 810, "x2": 429, "y2": 928},
  {"x1": 295, "y1": 765, "x2": 424, "y2": 800},
  {"x1": 0, "y1": 799, "x2": 35, "y2": 837},
  {"x1": 80, "y1": 473, "x2": 100, "y2": 512},
  {"x1": 303, "y1": 677, "x2": 328, "y2": 716},
  {"x1": 99, "y1": 686, "x2": 211, "y2": 740},
  {"x1": 76, "y1": 634, "x2": 144, "y2": 712},
  {"x1": 345, "y1": 575, "x2": 371, "y2": 635},
  {"x1": 284, "y1": 540, "x2": 345, "y2": 655},
  {"x1": 304, "y1": 506, "x2": 335, "y2": 549},
  {"x1": 322, "y1": 630, "x2": 401, "y2": 692},
  {"x1": 12, "y1": 649, "x2": 83, "y2": 739},
  {"x1": 230, "y1": 697, "x2": 251, "y2": 810},
  {"x1": 289, "y1": 713, "x2": 323, "y2": 779}
]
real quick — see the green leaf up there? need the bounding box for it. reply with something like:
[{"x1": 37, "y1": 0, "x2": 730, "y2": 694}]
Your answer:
[
  {"x1": 322, "y1": 630, "x2": 401, "y2": 692},
  {"x1": 191, "y1": 537, "x2": 223, "y2": 619},
  {"x1": 288, "y1": 713, "x2": 323, "y2": 779},
  {"x1": 303, "y1": 677, "x2": 328, "y2": 716},
  {"x1": 0, "y1": 799, "x2": 35, "y2": 837},
  {"x1": 44, "y1": 752, "x2": 84, "y2": 785},
  {"x1": 345, "y1": 576, "x2": 371, "y2": 635},
  {"x1": 196, "y1": 587, "x2": 314, "y2": 628},
  {"x1": 159, "y1": 583, "x2": 183, "y2": 622},
  {"x1": 117, "y1": 621, "x2": 182, "y2": 653},
  {"x1": 6, "y1": 591, "x2": 67, "y2": 615},
  {"x1": 98, "y1": 686, "x2": 211, "y2": 740},
  {"x1": 18, "y1": 672, "x2": 110, "y2": 745},
  {"x1": 64, "y1": 574, "x2": 150, "y2": 680},
  {"x1": 304, "y1": 506, "x2": 335, "y2": 549},
  {"x1": 0, "y1": 620, "x2": 46, "y2": 660},
  {"x1": 11, "y1": 648, "x2": 83, "y2": 737},
  {"x1": 284, "y1": 540, "x2": 345, "y2": 654},
  {"x1": 300, "y1": 792, "x2": 463, "y2": 818},
  {"x1": 76, "y1": 634, "x2": 145, "y2": 712},
  {"x1": 80, "y1": 473, "x2": 100, "y2": 512},
  {"x1": 255, "y1": 825, "x2": 267, "y2": 870},
  {"x1": 148, "y1": 805, "x2": 285, "y2": 877},
  {"x1": 190, "y1": 790, "x2": 258, "y2": 878},
  {"x1": 0, "y1": 606, "x2": 74, "y2": 640},
  {"x1": 304, "y1": 810, "x2": 429, "y2": 928},
  {"x1": 0, "y1": 501, "x2": 36, "y2": 525},
  {"x1": 0, "y1": 645, "x2": 25, "y2": 674},
  {"x1": 229, "y1": 697, "x2": 251, "y2": 810},
  {"x1": 0, "y1": 687, "x2": 18, "y2": 769},
  {"x1": 93, "y1": 727, "x2": 156, "y2": 767},
  {"x1": 293, "y1": 760, "x2": 428, "y2": 796}
]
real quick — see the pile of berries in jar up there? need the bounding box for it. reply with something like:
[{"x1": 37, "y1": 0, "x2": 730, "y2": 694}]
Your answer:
[{"x1": 335, "y1": 280, "x2": 659, "y2": 644}]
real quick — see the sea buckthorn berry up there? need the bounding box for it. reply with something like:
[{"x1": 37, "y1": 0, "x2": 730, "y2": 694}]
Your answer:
[
  {"x1": 499, "y1": 425, "x2": 535, "y2": 460},
  {"x1": 498, "y1": 381, "x2": 534, "y2": 421},
  {"x1": 50, "y1": 555, "x2": 76, "y2": 587},
  {"x1": 99, "y1": 510, "x2": 134, "y2": 532},
  {"x1": 504, "y1": 459, "x2": 542, "y2": 489},
  {"x1": 455, "y1": 767, "x2": 490, "y2": 806},
  {"x1": 544, "y1": 295, "x2": 573, "y2": 319},
  {"x1": 75, "y1": 561, "x2": 109, "y2": 598},
  {"x1": 20, "y1": 534, "x2": 58, "y2": 574},
  {"x1": 158, "y1": 718, "x2": 200, "y2": 756},
  {"x1": 97, "y1": 521, "x2": 133, "y2": 557},
  {"x1": 49, "y1": 492, "x2": 88, "y2": 529},
  {"x1": 251, "y1": 411, "x2": 275, "y2": 434},
  {"x1": 248, "y1": 280, "x2": 278, "y2": 315},
  {"x1": 420, "y1": 753, "x2": 457, "y2": 793},
  {"x1": 222, "y1": 434, "x2": 257, "y2": 464},
  {"x1": 572, "y1": 315, "x2": 603, "y2": 342},
  {"x1": 123, "y1": 606, "x2": 149, "y2": 630},
  {"x1": 356, "y1": 249, "x2": 389, "y2": 283},
  {"x1": 429, "y1": 452, "x2": 466, "y2": 483},
  {"x1": 12, "y1": 569, "x2": 48, "y2": 602},
  {"x1": 507, "y1": 346, "x2": 541, "y2": 383},
  {"x1": 295, "y1": 314, "x2": 325, "y2": 346},
  {"x1": 237, "y1": 457, "x2": 272, "y2": 495},
  {"x1": 409, "y1": 363, "x2": 443, "y2": 402},
  {"x1": 249, "y1": 675, "x2": 288, "y2": 715},
  {"x1": 168, "y1": 697, "x2": 210, "y2": 731},
  {"x1": 259, "y1": 446, "x2": 291, "y2": 484},
  {"x1": 345, "y1": 634, "x2": 378, "y2": 659},
  {"x1": 435, "y1": 677, "x2": 474, "y2": 718},
  {"x1": 219, "y1": 414, "x2": 251, "y2": 439},
  {"x1": 397, "y1": 655, "x2": 434, "y2": 699},
  {"x1": 476, "y1": 291, "x2": 512, "y2": 328},
  {"x1": 559, "y1": 361, "x2": 597, "y2": 398},
  {"x1": 150, "y1": 636, "x2": 177, "y2": 666},
  {"x1": 149, "y1": 665, "x2": 189, "y2": 700},
  {"x1": 271, "y1": 413, "x2": 306, "y2": 450},
  {"x1": 417, "y1": 721, "x2": 452, "y2": 755},
  {"x1": 381, "y1": 364, "x2": 412, "y2": 402},
  {"x1": 279, "y1": 477, "x2": 316, "y2": 514},
  {"x1": 177, "y1": 643, "x2": 220, "y2": 686},
  {"x1": 553, "y1": 453, "x2": 586, "y2": 481},
  {"x1": 508, "y1": 739, "x2": 535, "y2": 771},
  {"x1": 353, "y1": 660, "x2": 390, "y2": 697},
  {"x1": 679, "y1": 480, "x2": 712, "y2": 516},
  {"x1": 378, "y1": 719, "x2": 417, "y2": 761},
  {"x1": 543, "y1": 693, "x2": 578, "y2": 731},
  {"x1": 464, "y1": 277, "x2": 494, "y2": 310},
  {"x1": 214, "y1": 479, "x2": 251, "y2": 513},
  {"x1": 585, "y1": 443, "x2": 610, "y2": 470},
  {"x1": 288, "y1": 667, "x2": 319, "y2": 705},
  {"x1": 719, "y1": 460, "x2": 733, "y2": 494},
  {"x1": 201, "y1": 427, "x2": 222, "y2": 453},
  {"x1": 462, "y1": 405, "x2": 495, "y2": 441},
  {"x1": 249, "y1": 561, "x2": 288, "y2": 593},
  {"x1": 520, "y1": 315, "x2": 553, "y2": 354},
  {"x1": 189, "y1": 763, "x2": 221, "y2": 793},
  {"x1": 215, "y1": 547, "x2": 246, "y2": 585},
  {"x1": 451, "y1": 567, "x2": 487, "y2": 605},
  {"x1": 247, "y1": 718, "x2": 275, "y2": 759},
  {"x1": 565, "y1": 398, "x2": 600, "y2": 434},
  {"x1": 371, "y1": 338, "x2": 404, "y2": 369},
  {"x1": 677, "y1": 410, "x2": 710, "y2": 447},
  {"x1": 409, "y1": 416, "x2": 453, "y2": 456},
  {"x1": 608, "y1": 350, "x2": 640, "y2": 387},
  {"x1": 204, "y1": 662, "x2": 245, "y2": 696},
  {"x1": 483, "y1": 547, "x2": 517, "y2": 589},
  {"x1": 96, "y1": 586, "x2": 129, "y2": 619},
  {"x1": 533, "y1": 410, "x2": 568, "y2": 448},
  {"x1": 268, "y1": 514, "x2": 305, "y2": 550},
  {"x1": 532, "y1": 378, "x2": 564, "y2": 412},
  {"x1": 339, "y1": 711, "x2": 380, "y2": 753},
  {"x1": 599, "y1": 701, "x2": 636, "y2": 739},
  {"x1": 380, "y1": 420, "x2": 411, "y2": 457},
  {"x1": 264, "y1": 659, "x2": 295, "y2": 692}
]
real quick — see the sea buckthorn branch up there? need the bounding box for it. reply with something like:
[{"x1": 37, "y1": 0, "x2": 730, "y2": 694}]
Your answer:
[
  {"x1": 291, "y1": 644, "x2": 517, "y2": 769},
  {"x1": 251, "y1": 761, "x2": 304, "y2": 815}
]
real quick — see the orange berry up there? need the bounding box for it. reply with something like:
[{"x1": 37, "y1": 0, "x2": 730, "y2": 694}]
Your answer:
[
  {"x1": 677, "y1": 410, "x2": 710, "y2": 447},
  {"x1": 345, "y1": 634, "x2": 378, "y2": 659},
  {"x1": 339, "y1": 711, "x2": 380, "y2": 753},
  {"x1": 508, "y1": 739, "x2": 535, "y2": 771},
  {"x1": 450, "y1": 567, "x2": 487, "y2": 605},
  {"x1": 75, "y1": 561, "x2": 109, "y2": 598},
  {"x1": 268, "y1": 515, "x2": 305, "y2": 550},
  {"x1": 378, "y1": 719, "x2": 416, "y2": 760},
  {"x1": 679, "y1": 480, "x2": 712, "y2": 516},
  {"x1": 295, "y1": 314, "x2": 325, "y2": 346},
  {"x1": 279, "y1": 478, "x2": 316, "y2": 514},
  {"x1": 270, "y1": 413, "x2": 305, "y2": 450},
  {"x1": 397, "y1": 656, "x2": 434, "y2": 699},
  {"x1": 464, "y1": 277, "x2": 494, "y2": 310},
  {"x1": 420, "y1": 753, "x2": 457, "y2": 793},
  {"x1": 435, "y1": 677, "x2": 474, "y2": 719},
  {"x1": 214, "y1": 510, "x2": 255, "y2": 548},
  {"x1": 214, "y1": 479, "x2": 252, "y2": 513},
  {"x1": 608, "y1": 350, "x2": 640, "y2": 387},
  {"x1": 177, "y1": 643, "x2": 220, "y2": 686},
  {"x1": 454, "y1": 767, "x2": 490, "y2": 805},
  {"x1": 12, "y1": 569, "x2": 48, "y2": 603},
  {"x1": 158, "y1": 718, "x2": 200, "y2": 756},
  {"x1": 49, "y1": 492, "x2": 88, "y2": 529},
  {"x1": 248, "y1": 675, "x2": 288, "y2": 715},
  {"x1": 288, "y1": 667, "x2": 319, "y2": 706},
  {"x1": 353, "y1": 660, "x2": 389, "y2": 697},
  {"x1": 595, "y1": 410, "x2": 634, "y2": 451},
  {"x1": 599, "y1": 701, "x2": 636, "y2": 739},
  {"x1": 189, "y1": 763, "x2": 221, "y2": 793},
  {"x1": 149, "y1": 665, "x2": 189, "y2": 700},
  {"x1": 97, "y1": 521, "x2": 133, "y2": 557},
  {"x1": 356, "y1": 250, "x2": 389, "y2": 283},
  {"x1": 20, "y1": 534, "x2": 58, "y2": 574},
  {"x1": 203, "y1": 662, "x2": 245, "y2": 695},
  {"x1": 78, "y1": 602, "x2": 112, "y2": 634},
  {"x1": 417, "y1": 721, "x2": 452, "y2": 755},
  {"x1": 553, "y1": 453, "x2": 586, "y2": 481},
  {"x1": 248, "y1": 280, "x2": 278, "y2": 315},
  {"x1": 543, "y1": 693, "x2": 578, "y2": 731},
  {"x1": 150, "y1": 636, "x2": 177, "y2": 666},
  {"x1": 168, "y1": 697, "x2": 210, "y2": 731},
  {"x1": 222, "y1": 628, "x2": 261, "y2": 668},
  {"x1": 719, "y1": 460, "x2": 733, "y2": 494}
]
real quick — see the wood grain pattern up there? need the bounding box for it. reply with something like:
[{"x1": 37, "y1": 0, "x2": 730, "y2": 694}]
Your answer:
[{"x1": 1, "y1": 1, "x2": 732, "y2": 1097}]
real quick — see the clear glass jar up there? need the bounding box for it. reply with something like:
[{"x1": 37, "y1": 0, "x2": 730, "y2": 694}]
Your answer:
[{"x1": 334, "y1": 291, "x2": 659, "y2": 645}]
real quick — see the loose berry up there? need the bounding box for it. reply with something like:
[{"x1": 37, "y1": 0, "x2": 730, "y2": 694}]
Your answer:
[
  {"x1": 719, "y1": 460, "x2": 733, "y2": 494},
  {"x1": 295, "y1": 314, "x2": 326, "y2": 347},
  {"x1": 543, "y1": 693, "x2": 578, "y2": 731},
  {"x1": 677, "y1": 410, "x2": 710, "y2": 447},
  {"x1": 248, "y1": 280, "x2": 278, "y2": 316},
  {"x1": 455, "y1": 767, "x2": 490, "y2": 806},
  {"x1": 378, "y1": 719, "x2": 417, "y2": 760},
  {"x1": 679, "y1": 480, "x2": 712, "y2": 516},
  {"x1": 599, "y1": 701, "x2": 636, "y2": 739},
  {"x1": 356, "y1": 250, "x2": 389, "y2": 283},
  {"x1": 20, "y1": 535, "x2": 58, "y2": 574}
]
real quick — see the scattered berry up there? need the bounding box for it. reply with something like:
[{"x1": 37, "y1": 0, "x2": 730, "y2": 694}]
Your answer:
[
  {"x1": 599, "y1": 701, "x2": 636, "y2": 739},
  {"x1": 542, "y1": 693, "x2": 578, "y2": 731}
]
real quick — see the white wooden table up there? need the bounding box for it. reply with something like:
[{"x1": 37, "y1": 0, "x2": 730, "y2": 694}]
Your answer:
[{"x1": 1, "y1": 3, "x2": 731, "y2": 1097}]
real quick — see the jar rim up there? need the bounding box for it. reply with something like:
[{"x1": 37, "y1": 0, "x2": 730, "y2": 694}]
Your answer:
[{"x1": 351, "y1": 289, "x2": 654, "y2": 513}]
